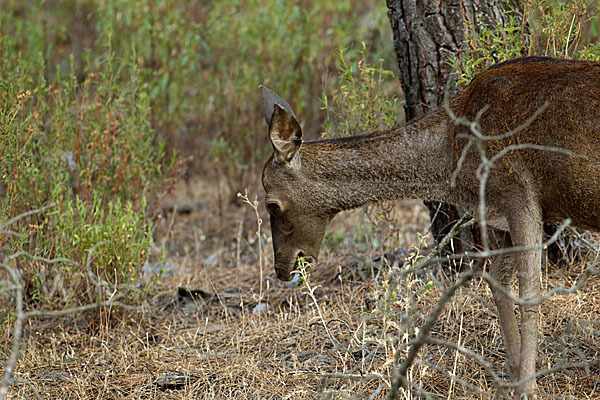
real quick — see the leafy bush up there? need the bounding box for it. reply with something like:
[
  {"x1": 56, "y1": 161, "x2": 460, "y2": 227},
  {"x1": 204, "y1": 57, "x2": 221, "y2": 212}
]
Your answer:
[
  {"x1": 450, "y1": 0, "x2": 599, "y2": 83},
  {"x1": 530, "y1": 0, "x2": 598, "y2": 58},
  {"x1": 322, "y1": 43, "x2": 401, "y2": 138},
  {"x1": 198, "y1": 1, "x2": 395, "y2": 188},
  {"x1": 0, "y1": 0, "x2": 396, "y2": 306},
  {"x1": 5, "y1": 0, "x2": 393, "y2": 184},
  {"x1": 448, "y1": 10, "x2": 526, "y2": 86},
  {"x1": 0, "y1": 9, "x2": 169, "y2": 306}
]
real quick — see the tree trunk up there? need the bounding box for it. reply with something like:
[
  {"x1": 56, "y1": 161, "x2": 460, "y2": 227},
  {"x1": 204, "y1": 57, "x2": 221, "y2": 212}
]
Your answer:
[{"x1": 386, "y1": 0, "x2": 522, "y2": 257}]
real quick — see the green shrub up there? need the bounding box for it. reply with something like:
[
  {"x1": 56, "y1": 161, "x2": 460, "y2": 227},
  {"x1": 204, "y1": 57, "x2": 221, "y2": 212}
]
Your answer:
[
  {"x1": 450, "y1": 0, "x2": 599, "y2": 84},
  {"x1": 530, "y1": 0, "x2": 598, "y2": 58},
  {"x1": 0, "y1": 11, "x2": 168, "y2": 306},
  {"x1": 448, "y1": 10, "x2": 525, "y2": 86},
  {"x1": 1, "y1": 0, "x2": 394, "y2": 188},
  {"x1": 198, "y1": 1, "x2": 394, "y2": 188},
  {"x1": 322, "y1": 43, "x2": 401, "y2": 138},
  {"x1": 0, "y1": 0, "x2": 397, "y2": 306}
]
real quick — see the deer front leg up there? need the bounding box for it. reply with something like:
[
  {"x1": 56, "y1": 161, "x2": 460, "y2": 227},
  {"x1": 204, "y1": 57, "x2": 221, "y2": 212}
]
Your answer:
[
  {"x1": 509, "y1": 209, "x2": 543, "y2": 399},
  {"x1": 489, "y1": 250, "x2": 520, "y2": 380}
]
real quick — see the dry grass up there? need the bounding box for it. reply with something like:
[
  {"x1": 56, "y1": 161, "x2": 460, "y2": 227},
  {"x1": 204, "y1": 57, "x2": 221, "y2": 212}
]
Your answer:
[{"x1": 2, "y1": 178, "x2": 600, "y2": 399}]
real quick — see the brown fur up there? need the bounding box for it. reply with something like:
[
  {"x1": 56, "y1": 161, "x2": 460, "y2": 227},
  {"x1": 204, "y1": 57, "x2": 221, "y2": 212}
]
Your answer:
[
  {"x1": 260, "y1": 57, "x2": 600, "y2": 397},
  {"x1": 451, "y1": 57, "x2": 600, "y2": 230}
]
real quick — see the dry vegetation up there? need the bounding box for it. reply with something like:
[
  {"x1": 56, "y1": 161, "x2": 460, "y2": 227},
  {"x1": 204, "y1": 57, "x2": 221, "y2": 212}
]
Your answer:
[{"x1": 4, "y1": 178, "x2": 600, "y2": 399}]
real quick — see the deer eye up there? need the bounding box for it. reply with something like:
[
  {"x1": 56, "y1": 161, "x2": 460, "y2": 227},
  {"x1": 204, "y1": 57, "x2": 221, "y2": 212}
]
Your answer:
[{"x1": 266, "y1": 202, "x2": 281, "y2": 215}]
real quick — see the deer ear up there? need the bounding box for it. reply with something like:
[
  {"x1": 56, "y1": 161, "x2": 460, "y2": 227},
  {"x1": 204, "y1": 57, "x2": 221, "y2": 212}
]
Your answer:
[
  {"x1": 259, "y1": 85, "x2": 297, "y2": 125},
  {"x1": 269, "y1": 103, "x2": 302, "y2": 162}
]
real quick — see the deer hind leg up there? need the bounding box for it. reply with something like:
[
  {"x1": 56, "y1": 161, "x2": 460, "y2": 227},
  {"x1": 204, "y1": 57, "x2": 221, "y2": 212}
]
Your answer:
[
  {"x1": 508, "y1": 207, "x2": 543, "y2": 399},
  {"x1": 488, "y1": 242, "x2": 520, "y2": 380}
]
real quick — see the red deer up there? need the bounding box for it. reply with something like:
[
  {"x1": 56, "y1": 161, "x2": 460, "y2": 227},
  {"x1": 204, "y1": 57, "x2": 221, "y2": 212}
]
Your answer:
[{"x1": 259, "y1": 57, "x2": 600, "y2": 398}]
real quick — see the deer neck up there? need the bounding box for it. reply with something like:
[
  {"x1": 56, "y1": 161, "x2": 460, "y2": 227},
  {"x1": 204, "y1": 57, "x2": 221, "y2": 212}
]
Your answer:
[{"x1": 301, "y1": 111, "x2": 453, "y2": 212}]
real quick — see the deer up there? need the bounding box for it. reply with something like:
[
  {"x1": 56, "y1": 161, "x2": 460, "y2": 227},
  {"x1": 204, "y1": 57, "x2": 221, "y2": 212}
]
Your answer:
[{"x1": 259, "y1": 56, "x2": 600, "y2": 398}]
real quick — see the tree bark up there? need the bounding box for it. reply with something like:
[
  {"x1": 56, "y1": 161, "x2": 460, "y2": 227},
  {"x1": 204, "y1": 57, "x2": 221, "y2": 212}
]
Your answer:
[{"x1": 386, "y1": 0, "x2": 522, "y2": 256}]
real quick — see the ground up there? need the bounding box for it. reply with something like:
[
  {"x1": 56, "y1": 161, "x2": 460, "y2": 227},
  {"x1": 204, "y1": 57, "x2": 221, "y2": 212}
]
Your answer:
[{"x1": 3, "y1": 177, "x2": 600, "y2": 399}]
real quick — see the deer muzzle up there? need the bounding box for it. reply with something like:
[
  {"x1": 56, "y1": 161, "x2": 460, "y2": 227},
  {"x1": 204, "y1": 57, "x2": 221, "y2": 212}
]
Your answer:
[{"x1": 274, "y1": 251, "x2": 316, "y2": 281}]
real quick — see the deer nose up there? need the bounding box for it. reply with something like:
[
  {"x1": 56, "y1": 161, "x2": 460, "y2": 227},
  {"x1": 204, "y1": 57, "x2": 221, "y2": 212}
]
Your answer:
[
  {"x1": 276, "y1": 269, "x2": 291, "y2": 281},
  {"x1": 296, "y1": 251, "x2": 315, "y2": 265}
]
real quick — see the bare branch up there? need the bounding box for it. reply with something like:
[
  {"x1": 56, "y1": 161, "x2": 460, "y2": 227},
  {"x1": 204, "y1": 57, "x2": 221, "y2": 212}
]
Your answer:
[
  {"x1": 414, "y1": 359, "x2": 497, "y2": 398},
  {"x1": 0, "y1": 263, "x2": 25, "y2": 400},
  {"x1": 387, "y1": 261, "x2": 482, "y2": 400},
  {"x1": 0, "y1": 205, "x2": 140, "y2": 399},
  {"x1": 25, "y1": 299, "x2": 143, "y2": 318},
  {"x1": 424, "y1": 337, "x2": 511, "y2": 399},
  {"x1": 0, "y1": 203, "x2": 56, "y2": 232},
  {"x1": 501, "y1": 358, "x2": 600, "y2": 389}
]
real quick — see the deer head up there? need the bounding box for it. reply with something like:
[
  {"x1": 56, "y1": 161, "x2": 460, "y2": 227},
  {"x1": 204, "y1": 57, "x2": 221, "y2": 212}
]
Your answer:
[{"x1": 259, "y1": 86, "x2": 333, "y2": 281}]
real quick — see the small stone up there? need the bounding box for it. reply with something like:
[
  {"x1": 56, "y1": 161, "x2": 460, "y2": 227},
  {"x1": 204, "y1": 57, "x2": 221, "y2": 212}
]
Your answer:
[
  {"x1": 284, "y1": 274, "x2": 301, "y2": 288},
  {"x1": 205, "y1": 252, "x2": 219, "y2": 267},
  {"x1": 252, "y1": 303, "x2": 268, "y2": 315}
]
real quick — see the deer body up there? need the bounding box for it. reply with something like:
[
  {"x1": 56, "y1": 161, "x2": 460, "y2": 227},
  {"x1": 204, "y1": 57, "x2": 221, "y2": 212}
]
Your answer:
[{"x1": 260, "y1": 57, "x2": 600, "y2": 397}]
